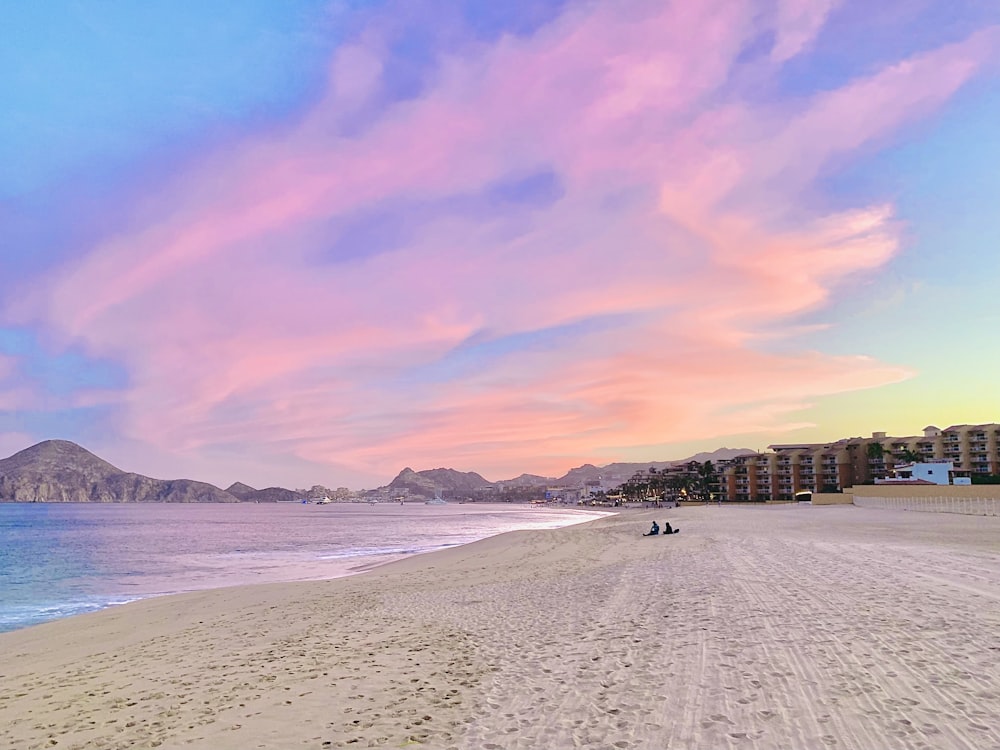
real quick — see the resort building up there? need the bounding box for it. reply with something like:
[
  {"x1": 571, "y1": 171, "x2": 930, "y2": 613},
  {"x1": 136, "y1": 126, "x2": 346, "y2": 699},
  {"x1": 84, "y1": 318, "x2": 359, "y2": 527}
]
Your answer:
[{"x1": 717, "y1": 423, "x2": 1000, "y2": 501}]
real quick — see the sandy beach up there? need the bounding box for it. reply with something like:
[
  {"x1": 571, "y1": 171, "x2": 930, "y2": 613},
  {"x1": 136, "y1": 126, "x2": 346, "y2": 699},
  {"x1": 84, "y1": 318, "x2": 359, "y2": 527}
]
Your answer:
[{"x1": 2, "y1": 505, "x2": 1000, "y2": 750}]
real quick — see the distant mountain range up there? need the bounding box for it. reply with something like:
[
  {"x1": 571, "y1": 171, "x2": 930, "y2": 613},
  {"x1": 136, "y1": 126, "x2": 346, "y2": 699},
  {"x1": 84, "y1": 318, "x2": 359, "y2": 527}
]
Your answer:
[
  {"x1": 0, "y1": 440, "x2": 754, "y2": 502},
  {"x1": 390, "y1": 447, "x2": 753, "y2": 495}
]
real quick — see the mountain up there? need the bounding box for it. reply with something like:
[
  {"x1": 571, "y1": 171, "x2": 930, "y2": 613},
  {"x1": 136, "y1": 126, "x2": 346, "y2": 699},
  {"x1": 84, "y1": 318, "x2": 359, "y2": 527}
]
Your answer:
[
  {"x1": 225, "y1": 482, "x2": 299, "y2": 503},
  {"x1": 555, "y1": 463, "x2": 605, "y2": 485},
  {"x1": 252, "y1": 487, "x2": 299, "y2": 502},
  {"x1": 388, "y1": 467, "x2": 492, "y2": 497},
  {"x1": 593, "y1": 461, "x2": 677, "y2": 478},
  {"x1": 554, "y1": 449, "x2": 756, "y2": 485},
  {"x1": 497, "y1": 473, "x2": 554, "y2": 487},
  {"x1": 386, "y1": 448, "x2": 758, "y2": 496},
  {"x1": 681, "y1": 447, "x2": 757, "y2": 464},
  {"x1": 225, "y1": 482, "x2": 258, "y2": 500},
  {"x1": 0, "y1": 440, "x2": 238, "y2": 503}
]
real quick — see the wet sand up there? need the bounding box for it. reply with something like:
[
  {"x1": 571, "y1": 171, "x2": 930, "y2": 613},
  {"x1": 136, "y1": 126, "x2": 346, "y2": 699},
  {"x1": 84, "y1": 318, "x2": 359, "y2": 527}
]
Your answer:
[{"x1": 2, "y1": 505, "x2": 999, "y2": 749}]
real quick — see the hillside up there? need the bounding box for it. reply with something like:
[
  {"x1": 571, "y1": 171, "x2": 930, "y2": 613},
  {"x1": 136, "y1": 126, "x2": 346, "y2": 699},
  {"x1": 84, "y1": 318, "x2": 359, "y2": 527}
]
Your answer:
[
  {"x1": 388, "y1": 467, "x2": 492, "y2": 497},
  {"x1": 557, "y1": 448, "x2": 756, "y2": 484},
  {"x1": 0, "y1": 440, "x2": 238, "y2": 503},
  {"x1": 497, "y1": 473, "x2": 553, "y2": 487},
  {"x1": 225, "y1": 482, "x2": 299, "y2": 503}
]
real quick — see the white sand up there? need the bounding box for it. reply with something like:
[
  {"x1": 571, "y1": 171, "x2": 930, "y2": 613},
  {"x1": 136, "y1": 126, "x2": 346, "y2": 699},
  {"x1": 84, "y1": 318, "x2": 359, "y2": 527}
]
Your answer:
[{"x1": 2, "y1": 505, "x2": 1000, "y2": 749}]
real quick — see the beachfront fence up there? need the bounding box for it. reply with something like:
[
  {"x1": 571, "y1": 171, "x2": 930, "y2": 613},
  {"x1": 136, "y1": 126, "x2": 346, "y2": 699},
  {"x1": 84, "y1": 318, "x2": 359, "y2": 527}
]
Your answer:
[{"x1": 850, "y1": 485, "x2": 1000, "y2": 517}]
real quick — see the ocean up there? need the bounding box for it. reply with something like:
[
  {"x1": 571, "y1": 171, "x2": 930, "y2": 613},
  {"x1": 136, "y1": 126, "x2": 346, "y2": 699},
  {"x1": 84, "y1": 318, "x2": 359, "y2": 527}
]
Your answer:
[{"x1": 0, "y1": 501, "x2": 604, "y2": 633}]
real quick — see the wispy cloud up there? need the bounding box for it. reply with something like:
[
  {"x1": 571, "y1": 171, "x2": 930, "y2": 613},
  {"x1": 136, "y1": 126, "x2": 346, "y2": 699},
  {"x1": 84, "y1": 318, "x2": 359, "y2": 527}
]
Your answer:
[
  {"x1": 771, "y1": 0, "x2": 840, "y2": 62},
  {"x1": 5, "y1": 1, "x2": 996, "y2": 483}
]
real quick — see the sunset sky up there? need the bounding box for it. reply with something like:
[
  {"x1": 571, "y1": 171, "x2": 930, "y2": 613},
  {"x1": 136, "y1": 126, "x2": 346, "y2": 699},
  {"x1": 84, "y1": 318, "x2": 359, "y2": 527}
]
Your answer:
[{"x1": 3, "y1": 0, "x2": 999, "y2": 489}]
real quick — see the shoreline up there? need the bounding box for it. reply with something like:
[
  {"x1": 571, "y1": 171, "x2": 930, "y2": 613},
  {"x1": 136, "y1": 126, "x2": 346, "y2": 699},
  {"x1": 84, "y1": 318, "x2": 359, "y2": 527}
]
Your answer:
[
  {"x1": 0, "y1": 502, "x2": 610, "y2": 634},
  {"x1": 3, "y1": 505, "x2": 1000, "y2": 749}
]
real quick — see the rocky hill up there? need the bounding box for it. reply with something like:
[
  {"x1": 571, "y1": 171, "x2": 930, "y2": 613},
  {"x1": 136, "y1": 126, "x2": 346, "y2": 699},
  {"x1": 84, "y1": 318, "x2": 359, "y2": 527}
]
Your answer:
[
  {"x1": 554, "y1": 449, "x2": 756, "y2": 485},
  {"x1": 0, "y1": 440, "x2": 238, "y2": 503},
  {"x1": 497, "y1": 473, "x2": 553, "y2": 487},
  {"x1": 555, "y1": 463, "x2": 606, "y2": 485},
  {"x1": 388, "y1": 467, "x2": 492, "y2": 497},
  {"x1": 225, "y1": 481, "x2": 258, "y2": 499},
  {"x1": 225, "y1": 482, "x2": 298, "y2": 503}
]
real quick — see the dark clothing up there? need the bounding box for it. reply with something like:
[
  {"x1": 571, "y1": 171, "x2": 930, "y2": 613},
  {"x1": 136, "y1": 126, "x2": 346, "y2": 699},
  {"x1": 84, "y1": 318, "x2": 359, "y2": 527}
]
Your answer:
[{"x1": 643, "y1": 522, "x2": 660, "y2": 536}]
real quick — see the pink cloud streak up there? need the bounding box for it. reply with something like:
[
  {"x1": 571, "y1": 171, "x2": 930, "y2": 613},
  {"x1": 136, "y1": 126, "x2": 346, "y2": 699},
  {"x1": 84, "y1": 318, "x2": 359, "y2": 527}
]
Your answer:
[{"x1": 7, "y1": 2, "x2": 998, "y2": 484}]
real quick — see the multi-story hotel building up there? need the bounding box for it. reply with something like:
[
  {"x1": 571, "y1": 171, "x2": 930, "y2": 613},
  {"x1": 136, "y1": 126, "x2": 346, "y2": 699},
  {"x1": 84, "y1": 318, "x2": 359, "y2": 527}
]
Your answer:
[{"x1": 719, "y1": 423, "x2": 1000, "y2": 501}]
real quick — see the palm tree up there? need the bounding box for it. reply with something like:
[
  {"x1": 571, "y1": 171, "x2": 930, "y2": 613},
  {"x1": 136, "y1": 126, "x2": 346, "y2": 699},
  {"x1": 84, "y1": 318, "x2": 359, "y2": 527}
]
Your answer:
[
  {"x1": 866, "y1": 441, "x2": 887, "y2": 480},
  {"x1": 697, "y1": 460, "x2": 717, "y2": 501}
]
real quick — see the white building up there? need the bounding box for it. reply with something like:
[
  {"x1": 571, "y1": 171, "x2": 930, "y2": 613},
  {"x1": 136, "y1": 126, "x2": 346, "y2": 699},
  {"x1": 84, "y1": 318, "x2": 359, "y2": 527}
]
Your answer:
[{"x1": 881, "y1": 459, "x2": 955, "y2": 485}]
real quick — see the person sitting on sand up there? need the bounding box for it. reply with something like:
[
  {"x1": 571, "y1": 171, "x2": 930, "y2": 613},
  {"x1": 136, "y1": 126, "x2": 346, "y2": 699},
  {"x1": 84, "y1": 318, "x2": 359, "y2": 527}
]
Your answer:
[
  {"x1": 663, "y1": 521, "x2": 675, "y2": 534},
  {"x1": 643, "y1": 521, "x2": 660, "y2": 536}
]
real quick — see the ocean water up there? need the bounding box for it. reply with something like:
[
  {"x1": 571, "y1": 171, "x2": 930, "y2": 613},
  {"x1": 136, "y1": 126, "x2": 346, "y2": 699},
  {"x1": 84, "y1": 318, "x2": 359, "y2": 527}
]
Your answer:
[{"x1": 0, "y1": 502, "x2": 603, "y2": 633}]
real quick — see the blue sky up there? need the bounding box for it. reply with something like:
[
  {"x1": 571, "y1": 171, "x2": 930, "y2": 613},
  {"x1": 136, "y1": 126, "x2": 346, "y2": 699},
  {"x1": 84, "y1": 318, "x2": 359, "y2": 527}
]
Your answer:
[{"x1": 2, "y1": 0, "x2": 999, "y2": 488}]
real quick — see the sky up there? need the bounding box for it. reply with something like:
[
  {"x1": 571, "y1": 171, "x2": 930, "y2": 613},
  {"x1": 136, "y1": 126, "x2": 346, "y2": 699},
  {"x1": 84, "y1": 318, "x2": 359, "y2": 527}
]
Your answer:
[{"x1": 2, "y1": 0, "x2": 999, "y2": 489}]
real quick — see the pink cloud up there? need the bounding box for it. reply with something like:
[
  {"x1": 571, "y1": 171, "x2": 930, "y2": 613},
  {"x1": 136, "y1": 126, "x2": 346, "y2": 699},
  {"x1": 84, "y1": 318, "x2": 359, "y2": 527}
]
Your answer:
[
  {"x1": 771, "y1": 0, "x2": 840, "y2": 62},
  {"x1": 754, "y1": 27, "x2": 1000, "y2": 188},
  {"x1": 7, "y1": 2, "x2": 997, "y2": 485}
]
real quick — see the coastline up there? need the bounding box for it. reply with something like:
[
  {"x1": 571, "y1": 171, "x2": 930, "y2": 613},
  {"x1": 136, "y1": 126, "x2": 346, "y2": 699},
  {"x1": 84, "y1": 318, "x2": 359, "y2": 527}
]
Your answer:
[
  {"x1": 0, "y1": 502, "x2": 608, "y2": 634},
  {"x1": 3, "y1": 505, "x2": 1000, "y2": 749}
]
